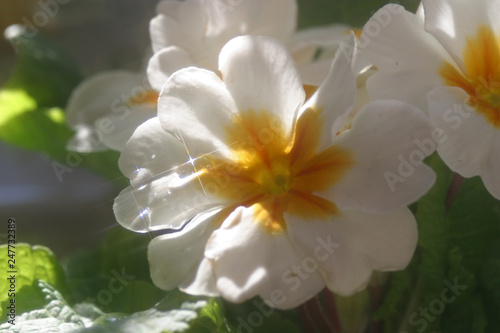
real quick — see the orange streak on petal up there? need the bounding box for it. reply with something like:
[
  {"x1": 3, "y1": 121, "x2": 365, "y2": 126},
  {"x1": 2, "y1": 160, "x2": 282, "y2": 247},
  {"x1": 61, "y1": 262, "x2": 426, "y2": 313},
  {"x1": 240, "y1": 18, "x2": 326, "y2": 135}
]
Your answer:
[
  {"x1": 128, "y1": 90, "x2": 159, "y2": 107},
  {"x1": 253, "y1": 198, "x2": 287, "y2": 234},
  {"x1": 288, "y1": 107, "x2": 323, "y2": 166},
  {"x1": 287, "y1": 190, "x2": 339, "y2": 220},
  {"x1": 439, "y1": 25, "x2": 500, "y2": 127},
  {"x1": 294, "y1": 144, "x2": 354, "y2": 193}
]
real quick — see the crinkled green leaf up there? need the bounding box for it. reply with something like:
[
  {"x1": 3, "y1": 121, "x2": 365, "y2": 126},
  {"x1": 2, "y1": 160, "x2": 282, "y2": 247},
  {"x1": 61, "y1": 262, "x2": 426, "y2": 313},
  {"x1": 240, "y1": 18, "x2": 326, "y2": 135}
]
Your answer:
[
  {"x1": 76, "y1": 290, "x2": 235, "y2": 333},
  {"x1": 0, "y1": 244, "x2": 67, "y2": 318},
  {"x1": 185, "y1": 298, "x2": 235, "y2": 333},
  {"x1": 0, "y1": 281, "x2": 89, "y2": 332},
  {"x1": 296, "y1": 0, "x2": 419, "y2": 29},
  {"x1": 396, "y1": 159, "x2": 500, "y2": 333}
]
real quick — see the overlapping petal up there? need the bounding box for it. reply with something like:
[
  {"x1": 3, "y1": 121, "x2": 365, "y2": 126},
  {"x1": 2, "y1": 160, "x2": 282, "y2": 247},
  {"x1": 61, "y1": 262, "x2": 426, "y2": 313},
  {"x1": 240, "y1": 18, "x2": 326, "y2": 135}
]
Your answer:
[
  {"x1": 66, "y1": 71, "x2": 153, "y2": 152},
  {"x1": 66, "y1": 71, "x2": 144, "y2": 127},
  {"x1": 362, "y1": 5, "x2": 449, "y2": 111},
  {"x1": 117, "y1": 117, "x2": 189, "y2": 187},
  {"x1": 422, "y1": 0, "x2": 500, "y2": 70},
  {"x1": 150, "y1": 0, "x2": 206, "y2": 54},
  {"x1": 428, "y1": 87, "x2": 500, "y2": 198},
  {"x1": 205, "y1": 206, "x2": 325, "y2": 309},
  {"x1": 303, "y1": 34, "x2": 358, "y2": 149},
  {"x1": 148, "y1": 208, "x2": 222, "y2": 295},
  {"x1": 330, "y1": 100, "x2": 436, "y2": 213},
  {"x1": 99, "y1": 104, "x2": 157, "y2": 152},
  {"x1": 219, "y1": 36, "x2": 305, "y2": 132},
  {"x1": 150, "y1": 0, "x2": 297, "y2": 73},
  {"x1": 115, "y1": 118, "x2": 229, "y2": 232},
  {"x1": 147, "y1": 46, "x2": 196, "y2": 92},
  {"x1": 287, "y1": 208, "x2": 417, "y2": 296},
  {"x1": 158, "y1": 68, "x2": 237, "y2": 159}
]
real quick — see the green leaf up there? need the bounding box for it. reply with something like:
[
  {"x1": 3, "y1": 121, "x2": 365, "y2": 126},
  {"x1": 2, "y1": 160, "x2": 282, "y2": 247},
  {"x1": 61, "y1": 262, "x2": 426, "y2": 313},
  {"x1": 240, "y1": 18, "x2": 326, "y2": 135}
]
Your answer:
[
  {"x1": 64, "y1": 228, "x2": 164, "y2": 314},
  {"x1": 0, "y1": 244, "x2": 68, "y2": 318},
  {"x1": 416, "y1": 155, "x2": 453, "y2": 289},
  {"x1": 0, "y1": 25, "x2": 125, "y2": 184},
  {"x1": 440, "y1": 247, "x2": 483, "y2": 333},
  {"x1": 397, "y1": 161, "x2": 500, "y2": 333},
  {"x1": 3, "y1": 24, "x2": 82, "y2": 107},
  {"x1": 0, "y1": 280, "x2": 91, "y2": 332},
  {"x1": 0, "y1": 89, "x2": 37, "y2": 126},
  {"x1": 480, "y1": 240, "x2": 500, "y2": 333},
  {"x1": 446, "y1": 177, "x2": 500, "y2": 273},
  {"x1": 0, "y1": 106, "x2": 72, "y2": 158},
  {"x1": 373, "y1": 270, "x2": 414, "y2": 332},
  {"x1": 296, "y1": 0, "x2": 420, "y2": 29},
  {"x1": 75, "y1": 290, "x2": 235, "y2": 333},
  {"x1": 222, "y1": 298, "x2": 302, "y2": 333},
  {"x1": 443, "y1": 177, "x2": 500, "y2": 332},
  {"x1": 383, "y1": 154, "x2": 451, "y2": 333}
]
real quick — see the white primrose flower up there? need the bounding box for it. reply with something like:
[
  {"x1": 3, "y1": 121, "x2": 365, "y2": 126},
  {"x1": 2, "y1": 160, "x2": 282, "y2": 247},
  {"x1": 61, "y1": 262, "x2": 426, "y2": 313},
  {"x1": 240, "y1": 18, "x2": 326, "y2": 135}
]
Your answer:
[
  {"x1": 66, "y1": 0, "x2": 349, "y2": 153},
  {"x1": 148, "y1": 0, "x2": 297, "y2": 91},
  {"x1": 66, "y1": 71, "x2": 158, "y2": 152},
  {"x1": 113, "y1": 35, "x2": 435, "y2": 309},
  {"x1": 362, "y1": 0, "x2": 500, "y2": 199},
  {"x1": 291, "y1": 25, "x2": 372, "y2": 87},
  {"x1": 148, "y1": 0, "x2": 366, "y2": 90}
]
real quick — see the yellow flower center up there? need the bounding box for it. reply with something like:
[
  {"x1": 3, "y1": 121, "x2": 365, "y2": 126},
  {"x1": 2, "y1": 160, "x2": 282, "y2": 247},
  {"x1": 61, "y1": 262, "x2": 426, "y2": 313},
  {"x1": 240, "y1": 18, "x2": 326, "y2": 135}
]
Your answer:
[
  {"x1": 195, "y1": 107, "x2": 354, "y2": 234},
  {"x1": 127, "y1": 90, "x2": 160, "y2": 107},
  {"x1": 440, "y1": 25, "x2": 500, "y2": 127}
]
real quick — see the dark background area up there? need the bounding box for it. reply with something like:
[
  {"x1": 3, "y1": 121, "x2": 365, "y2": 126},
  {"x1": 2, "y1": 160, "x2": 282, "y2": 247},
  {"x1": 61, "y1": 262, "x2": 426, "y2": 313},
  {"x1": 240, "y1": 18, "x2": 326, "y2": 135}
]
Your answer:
[{"x1": 0, "y1": 0, "x2": 157, "y2": 256}]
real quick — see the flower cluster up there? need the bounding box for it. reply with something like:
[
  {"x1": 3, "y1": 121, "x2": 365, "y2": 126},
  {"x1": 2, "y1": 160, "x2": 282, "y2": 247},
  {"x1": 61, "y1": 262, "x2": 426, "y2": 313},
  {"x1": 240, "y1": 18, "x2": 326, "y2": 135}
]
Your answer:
[
  {"x1": 66, "y1": 0, "x2": 500, "y2": 310},
  {"x1": 363, "y1": 0, "x2": 500, "y2": 199}
]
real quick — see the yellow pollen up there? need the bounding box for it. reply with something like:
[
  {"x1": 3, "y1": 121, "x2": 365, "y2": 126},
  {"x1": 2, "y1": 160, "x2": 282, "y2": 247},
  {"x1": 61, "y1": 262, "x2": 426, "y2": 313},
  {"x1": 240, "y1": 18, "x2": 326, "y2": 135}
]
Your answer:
[
  {"x1": 196, "y1": 108, "x2": 354, "y2": 234},
  {"x1": 345, "y1": 28, "x2": 363, "y2": 39},
  {"x1": 439, "y1": 25, "x2": 500, "y2": 127},
  {"x1": 127, "y1": 90, "x2": 159, "y2": 107}
]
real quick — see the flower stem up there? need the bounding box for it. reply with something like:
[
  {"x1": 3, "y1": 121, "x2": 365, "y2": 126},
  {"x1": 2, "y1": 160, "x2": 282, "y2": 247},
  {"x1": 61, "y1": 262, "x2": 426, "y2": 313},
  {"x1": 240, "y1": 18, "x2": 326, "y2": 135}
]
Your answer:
[
  {"x1": 399, "y1": 172, "x2": 463, "y2": 332},
  {"x1": 322, "y1": 289, "x2": 342, "y2": 332},
  {"x1": 369, "y1": 281, "x2": 384, "y2": 333},
  {"x1": 445, "y1": 173, "x2": 464, "y2": 212},
  {"x1": 398, "y1": 275, "x2": 425, "y2": 333},
  {"x1": 299, "y1": 291, "x2": 339, "y2": 333}
]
